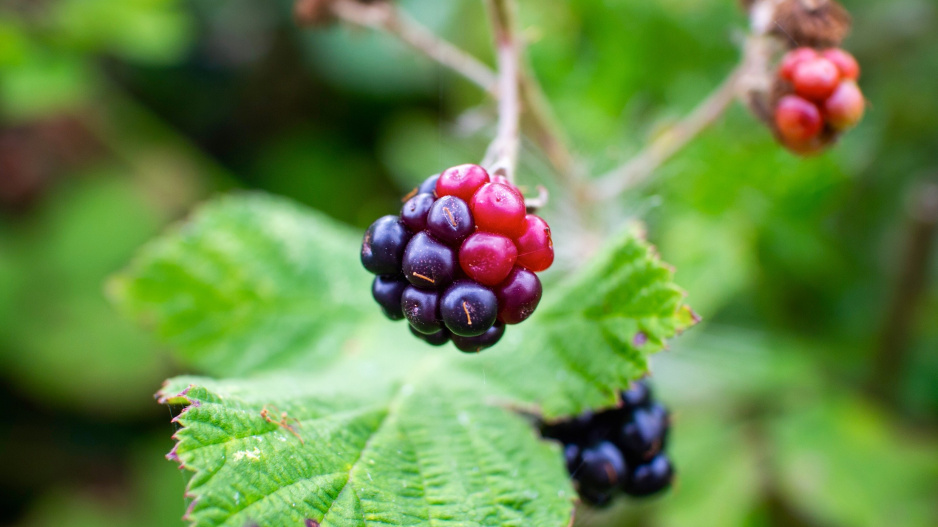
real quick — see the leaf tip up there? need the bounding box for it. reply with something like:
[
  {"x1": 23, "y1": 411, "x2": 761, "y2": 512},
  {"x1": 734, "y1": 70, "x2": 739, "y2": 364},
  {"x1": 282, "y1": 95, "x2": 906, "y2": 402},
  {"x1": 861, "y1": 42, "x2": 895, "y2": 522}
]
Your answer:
[
  {"x1": 156, "y1": 382, "x2": 196, "y2": 405},
  {"x1": 677, "y1": 305, "x2": 702, "y2": 332}
]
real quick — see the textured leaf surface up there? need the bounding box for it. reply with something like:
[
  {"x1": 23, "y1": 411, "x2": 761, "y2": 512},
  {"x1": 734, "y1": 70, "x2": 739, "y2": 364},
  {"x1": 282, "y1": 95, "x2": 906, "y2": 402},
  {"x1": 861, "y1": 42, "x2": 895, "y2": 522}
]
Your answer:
[{"x1": 112, "y1": 193, "x2": 694, "y2": 527}]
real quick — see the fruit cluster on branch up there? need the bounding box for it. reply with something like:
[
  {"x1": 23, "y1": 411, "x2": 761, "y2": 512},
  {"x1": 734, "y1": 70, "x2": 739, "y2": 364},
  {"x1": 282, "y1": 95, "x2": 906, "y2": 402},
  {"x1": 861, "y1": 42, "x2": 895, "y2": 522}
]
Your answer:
[
  {"x1": 772, "y1": 47, "x2": 865, "y2": 154},
  {"x1": 540, "y1": 379, "x2": 675, "y2": 506},
  {"x1": 361, "y1": 164, "x2": 553, "y2": 352}
]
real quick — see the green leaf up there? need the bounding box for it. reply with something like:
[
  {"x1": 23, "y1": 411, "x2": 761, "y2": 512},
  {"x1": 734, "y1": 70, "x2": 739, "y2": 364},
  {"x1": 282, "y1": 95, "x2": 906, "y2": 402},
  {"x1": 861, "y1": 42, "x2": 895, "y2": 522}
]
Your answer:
[
  {"x1": 111, "y1": 193, "x2": 693, "y2": 527},
  {"x1": 109, "y1": 194, "x2": 372, "y2": 376}
]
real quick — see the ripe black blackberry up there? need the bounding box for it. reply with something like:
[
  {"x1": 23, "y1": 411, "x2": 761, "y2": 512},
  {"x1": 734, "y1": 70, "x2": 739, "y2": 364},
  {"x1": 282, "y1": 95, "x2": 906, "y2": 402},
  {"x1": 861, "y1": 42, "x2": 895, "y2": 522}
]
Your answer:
[
  {"x1": 540, "y1": 379, "x2": 675, "y2": 506},
  {"x1": 361, "y1": 165, "x2": 554, "y2": 353}
]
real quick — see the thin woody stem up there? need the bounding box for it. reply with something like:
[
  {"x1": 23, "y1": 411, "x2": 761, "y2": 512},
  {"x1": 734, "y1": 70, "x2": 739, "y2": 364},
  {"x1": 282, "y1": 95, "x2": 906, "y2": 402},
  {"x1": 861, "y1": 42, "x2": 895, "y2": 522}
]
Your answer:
[
  {"x1": 330, "y1": 0, "x2": 497, "y2": 92},
  {"x1": 519, "y1": 63, "x2": 580, "y2": 182},
  {"x1": 868, "y1": 182, "x2": 938, "y2": 402},
  {"x1": 328, "y1": 0, "x2": 576, "y2": 182},
  {"x1": 482, "y1": 0, "x2": 522, "y2": 183},
  {"x1": 590, "y1": 64, "x2": 746, "y2": 199},
  {"x1": 589, "y1": 0, "x2": 779, "y2": 201}
]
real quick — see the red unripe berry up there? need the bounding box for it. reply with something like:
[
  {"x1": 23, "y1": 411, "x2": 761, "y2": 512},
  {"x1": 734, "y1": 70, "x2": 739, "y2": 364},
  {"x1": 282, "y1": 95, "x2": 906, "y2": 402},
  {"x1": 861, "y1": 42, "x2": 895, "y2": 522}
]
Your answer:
[
  {"x1": 470, "y1": 183, "x2": 527, "y2": 238},
  {"x1": 514, "y1": 214, "x2": 554, "y2": 272},
  {"x1": 779, "y1": 47, "x2": 818, "y2": 81},
  {"x1": 491, "y1": 175, "x2": 511, "y2": 186},
  {"x1": 495, "y1": 266, "x2": 542, "y2": 325},
  {"x1": 775, "y1": 95, "x2": 823, "y2": 143},
  {"x1": 792, "y1": 57, "x2": 841, "y2": 101},
  {"x1": 436, "y1": 164, "x2": 490, "y2": 203},
  {"x1": 822, "y1": 48, "x2": 860, "y2": 80},
  {"x1": 459, "y1": 232, "x2": 517, "y2": 286},
  {"x1": 824, "y1": 81, "x2": 865, "y2": 130}
]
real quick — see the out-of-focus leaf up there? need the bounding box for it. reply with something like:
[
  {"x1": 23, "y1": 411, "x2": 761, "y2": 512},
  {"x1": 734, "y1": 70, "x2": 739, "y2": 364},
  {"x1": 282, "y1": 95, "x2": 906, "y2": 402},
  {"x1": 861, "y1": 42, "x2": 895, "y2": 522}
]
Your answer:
[
  {"x1": 0, "y1": 174, "x2": 169, "y2": 416},
  {"x1": 50, "y1": 0, "x2": 195, "y2": 64},
  {"x1": 14, "y1": 437, "x2": 187, "y2": 527},
  {"x1": 0, "y1": 49, "x2": 93, "y2": 121},
  {"x1": 773, "y1": 398, "x2": 938, "y2": 527}
]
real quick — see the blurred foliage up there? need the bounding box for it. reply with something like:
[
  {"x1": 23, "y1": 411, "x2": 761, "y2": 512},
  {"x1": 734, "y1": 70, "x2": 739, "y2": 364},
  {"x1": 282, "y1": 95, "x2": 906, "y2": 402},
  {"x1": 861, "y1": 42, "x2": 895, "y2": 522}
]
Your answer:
[
  {"x1": 14, "y1": 437, "x2": 187, "y2": 527},
  {"x1": 0, "y1": 0, "x2": 936, "y2": 525}
]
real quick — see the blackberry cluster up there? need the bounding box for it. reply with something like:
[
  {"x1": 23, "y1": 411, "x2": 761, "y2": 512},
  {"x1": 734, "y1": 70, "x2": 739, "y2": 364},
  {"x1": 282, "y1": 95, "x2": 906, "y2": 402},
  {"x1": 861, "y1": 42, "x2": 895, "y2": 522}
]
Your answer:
[
  {"x1": 361, "y1": 164, "x2": 554, "y2": 353},
  {"x1": 773, "y1": 47, "x2": 865, "y2": 154},
  {"x1": 540, "y1": 380, "x2": 675, "y2": 506}
]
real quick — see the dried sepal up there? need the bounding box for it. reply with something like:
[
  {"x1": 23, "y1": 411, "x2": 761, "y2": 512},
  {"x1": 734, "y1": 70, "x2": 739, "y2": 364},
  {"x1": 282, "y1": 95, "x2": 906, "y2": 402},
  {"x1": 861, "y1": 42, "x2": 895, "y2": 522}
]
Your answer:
[
  {"x1": 769, "y1": 0, "x2": 852, "y2": 48},
  {"x1": 294, "y1": 0, "x2": 337, "y2": 26}
]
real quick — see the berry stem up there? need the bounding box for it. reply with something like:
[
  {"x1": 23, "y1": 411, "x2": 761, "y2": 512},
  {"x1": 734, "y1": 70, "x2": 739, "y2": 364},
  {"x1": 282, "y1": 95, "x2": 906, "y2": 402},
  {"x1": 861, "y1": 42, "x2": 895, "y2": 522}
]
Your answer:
[
  {"x1": 523, "y1": 185, "x2": 550, "y2": 211},
  {"x1": 518, "y1": 62, "x2": 577, "y2": 179},
  {"x1": 325, "y1": 0, "x2": 576, "y2": 184},
  {"x1": 482, "y1": 0, "x2": 522, "y2": 184}
]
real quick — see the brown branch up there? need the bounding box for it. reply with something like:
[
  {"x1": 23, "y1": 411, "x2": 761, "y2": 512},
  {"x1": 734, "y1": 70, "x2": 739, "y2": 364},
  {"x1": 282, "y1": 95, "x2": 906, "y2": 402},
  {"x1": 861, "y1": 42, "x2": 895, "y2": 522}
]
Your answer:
[
  {"x1": 523, "y1": 185, "x2": 549, "y2": 211},
  {"x1": 868, "y1": 181, "x2": 938, "y2": 401},
  {"x1": 519, "y1": 63, "x2": 582, "y2": 191},
  {"x1": 330, "y1": 0, "x2": 497, "y2": 92},
  {"x1": 588, "y1": 1, "x2": 782, "y2": 201},
  {"x1": 590, "y1": 65, "x2": 746, "y2": 199},
  {"x1": 482, "y1": 0, "x2": 522, "y2": 182},
  {"x1": 325, "y1": 0, "x2": 577, "y2": 184}
]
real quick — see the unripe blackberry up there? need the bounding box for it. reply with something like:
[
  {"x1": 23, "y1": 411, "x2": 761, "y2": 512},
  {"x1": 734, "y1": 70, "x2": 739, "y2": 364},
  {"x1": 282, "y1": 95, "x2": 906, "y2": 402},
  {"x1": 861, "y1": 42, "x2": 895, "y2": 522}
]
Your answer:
[
  {"x1": 792, "y1": 57, "x2": 840, "y2": 101},
  {"x1": 824, "y1": 80, "x2": 865, "y2": 130},
  {"x1": 775, "y1": 95, "x2": 823, "y2": 143},
  {"x1": 459, "y1": 232, "x2": 518, "y2": 286},
  {"x1": 362, "y1": 164, "x2": 553, "y2": 352},
  {"x1": 495, "y1": 266, "x2": 542, "y2": 325},
  {"x1": 822, "y1": 48, "x2": 860, "y2": 80},
  {"x1": 470, "y1": 183, "x2": 527, "y2": 238},
  {"x1": 514, "y1": 214, "x2": 554, "y2": 272},
  {"x1": 436, "y1": 164, "x2": 490, "y2": 202},
  {"x1": 770, "y1": 46, "x2": 865, "y2": 155},
  {"x1": 779, "y1": 47, "x2": 818, "y2": 82}
]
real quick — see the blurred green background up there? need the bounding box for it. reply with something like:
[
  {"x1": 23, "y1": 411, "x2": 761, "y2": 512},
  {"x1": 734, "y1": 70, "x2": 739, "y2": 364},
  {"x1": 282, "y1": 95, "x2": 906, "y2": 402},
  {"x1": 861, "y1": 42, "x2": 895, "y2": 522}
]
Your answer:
[{"x1": 1, "y1": 0, "x2": 936, "y2": 526}]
